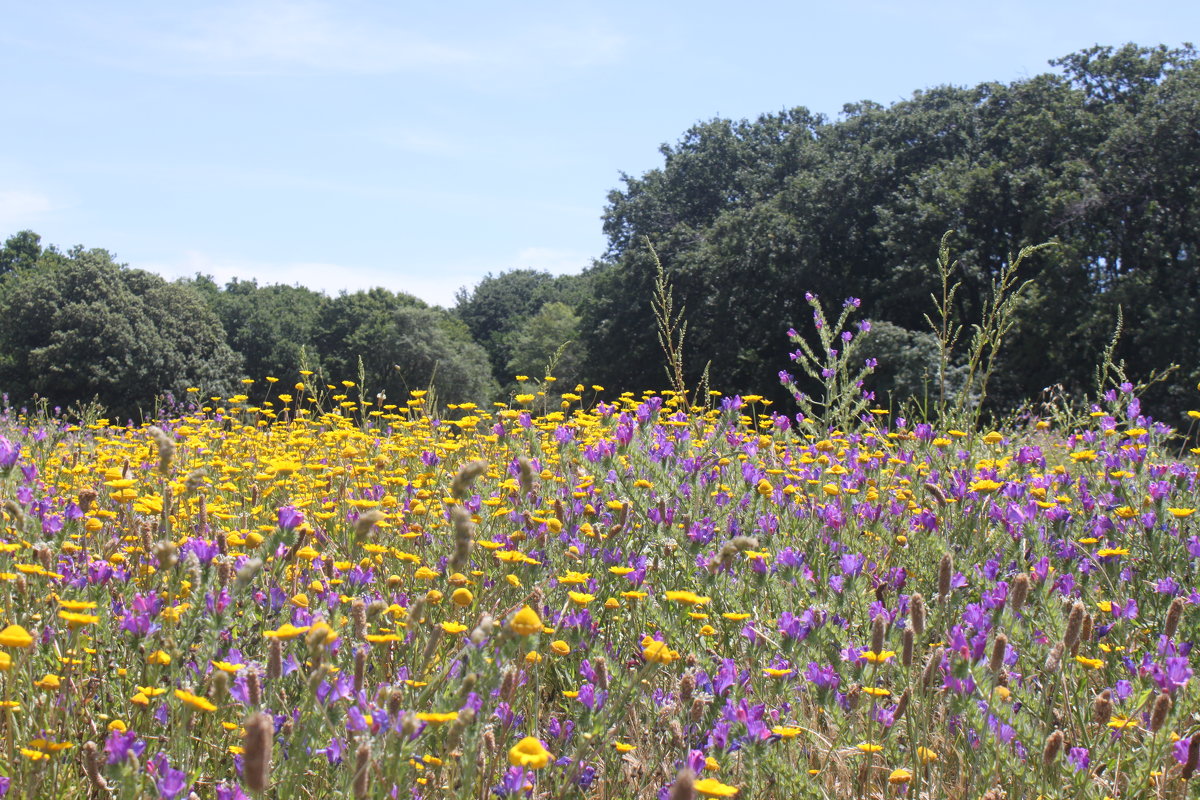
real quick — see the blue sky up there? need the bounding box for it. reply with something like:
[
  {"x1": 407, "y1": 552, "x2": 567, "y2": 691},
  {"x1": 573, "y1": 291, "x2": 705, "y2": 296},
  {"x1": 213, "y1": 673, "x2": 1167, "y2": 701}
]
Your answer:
[{"x1": 2, "y1": 1, "x2": 1195, "y2": 307}]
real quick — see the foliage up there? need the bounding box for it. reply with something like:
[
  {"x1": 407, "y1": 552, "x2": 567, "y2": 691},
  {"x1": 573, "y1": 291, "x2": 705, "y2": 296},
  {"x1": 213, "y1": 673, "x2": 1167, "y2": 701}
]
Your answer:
[
  {"x1": 503, "y1": 301, "x2": 588, "y2": 390},
  {"x1": 0, "y1": 244, "x2": 240, "y2": 418},
  {"x1": 185, "y1": 276, "x2": 328, "y2": 385},
  {"x1": 317, "y1": 289, "x2": 498, "y2": 406},
  {"x1": 0, "y1": 375, "x2": 1198, "y2": 798},
  {"x1": 584, "y1": 43, "x2": 1200, "y2": 426},
  {"x1": 454, "y1": 270, "x2": 588, "y2": 387}
]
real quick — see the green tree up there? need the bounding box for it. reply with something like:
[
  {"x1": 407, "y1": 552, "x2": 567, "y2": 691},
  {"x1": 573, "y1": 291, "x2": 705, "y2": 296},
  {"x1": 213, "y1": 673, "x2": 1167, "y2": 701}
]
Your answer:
[
  {"x1": 317, "y1": 288, "x2": 497, "y2": 405},
  {"x1": 0, "y1": 244, "x2": 241, "y2": 417},
  {"x1": 505, "y1": 301, "x2": 588, "y2": 388}
]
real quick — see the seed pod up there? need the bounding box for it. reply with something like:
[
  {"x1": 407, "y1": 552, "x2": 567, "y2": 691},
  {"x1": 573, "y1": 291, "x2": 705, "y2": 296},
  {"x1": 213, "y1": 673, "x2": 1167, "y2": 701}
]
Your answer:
[
  {"x1": 267, "y1": 638, "x2": 283, "y2": 681},
  {"x1": 921, "y1": 647, "x2": 942, "y2": 691},
  {"x1": 352, "y1": 741, "x2": 371, "y2": 800},
  {"x1": 690, "y1": 696, "x2": 708, "y2": 723},
  {"x1": 353, "y1": 509, "x2": 384, "y2": 543},
  {"x1": 387, "y1": 688, "x2": 403, "y2": 718},
  {"x1": 669, "y1": 719, "x2": 684, "y2": 748},
  {"x1": 1010, "y1": 573, "x2": 1030, "y2": 616},
  {"x1": 210, "y1": 669, "x2": 230, "y2": 701},
  {"x1": 234, "y1": 558, "x2": 263, "y2": 592},
  {"x1": 910, "y1": 593, "x2": 927, "y2": 637},
  {"x1": 1042, "y1": 729, "x2": 1063, "y2": 766},
  {"x1": 893, "y1": 688, "x2": 910, "y2": 723},
  {"x1": 989, "y1": 633, "x2": 1008, "y2": 674},
  {"x1": 353, "y1": 648, "x2": 366, "y2": 693},
  {"x1": 1092, "y1": 689, "x2": 1112, "y2": 723},
  {"x1": 1165, "y1": 596, "x2": 1185, "y2": 640},
  {"x1": 82, "y1": 741, "x2": 108, "y2": 791},
  {"x1": 351, "y1": 599, "x2": 367, "y2": 640},
  {"x1": 678, "y1": 672, "x2": 695, "y2": 707},
  {"x1": 871, "y1": 614, "x2": 885, "y2": 656},
  {"x1": 243, "y1": 711, "x2": 274, "y2": 794},
  {"x1": 458, "y1": 673, "x2": 478, "y2": 702},
  {"x1": 246, "y1": 667, "x2": 262, "y2": 707},
  {"x1": 147, "y1": 426, "x2": 175, "y2": 475},
  {"x1": 450, "y1": 460, "x2": 487, "y2": 499},
  {"x1": 1044, "y1": 642, "x2": 1064, "y2": 674},
  {"x1": 902, "y1": 626, "x2": 915, "y2": 668},
  {"x1": 924, "y1": 482, "x2": 948, "y2": 506},
  {"x1": 1150, "y1": 692, "x2": 1172, "y2": 733},
  {"x1": 400, "y1": 711, "x2": 417, "y2": 739},
  {"x1": 669, "y1": 768, "x2": 696, "y2": 800},
  {"x1": 937, "y1": 554, "x2": 953, "y2": 602},
  {"x1": 1077, "y1": 614, "x2": 1093, "y2": 654},
  {"x1": 1063, "y1": 602, "x2": 1085, "y2": 653},
  {"x1": 1182, "y1": 735, "x2": 1200, "y2": 780},
  {"x1": 499, "y1": 667, "x2": 518, "y2": 702},
  {"x1": 594, "y1": 656, "x2": 609, "y2": 692},
  {"x1": 517, "y1": 456, "x2": 535, "y2": 495},
  {"x1": 3, "y1": 499, "x2": 25, "y2": 528},
  {"x1": 77, "y1": 490, "x2": 98, "y2": 514},
  {"x1": 482, "y1": 728, "x2": 497, "y2": 754}
]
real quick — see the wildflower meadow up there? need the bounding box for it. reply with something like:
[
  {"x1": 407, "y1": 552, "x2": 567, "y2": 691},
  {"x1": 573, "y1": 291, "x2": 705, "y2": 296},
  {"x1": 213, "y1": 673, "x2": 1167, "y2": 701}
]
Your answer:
[{"x1": 1, "y1": 325, "x2": 1199, "y2": 799}]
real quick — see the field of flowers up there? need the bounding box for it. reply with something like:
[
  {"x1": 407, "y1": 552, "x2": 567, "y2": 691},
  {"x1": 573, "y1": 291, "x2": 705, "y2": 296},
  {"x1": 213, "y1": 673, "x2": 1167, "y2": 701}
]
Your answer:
[{"x1": 0, "y1": 375, "x2": 1197, "y2": 800}]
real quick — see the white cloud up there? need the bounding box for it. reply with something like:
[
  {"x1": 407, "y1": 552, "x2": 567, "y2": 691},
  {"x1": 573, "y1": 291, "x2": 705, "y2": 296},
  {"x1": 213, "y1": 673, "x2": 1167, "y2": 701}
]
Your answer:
[
  {"x1": 144, "y1": 250, "x2": 476, "y2": 308},
  {"x1": 157, "y1": 1, "x2": 475, "y2": 76},
  {"x1": 512, "y1": 246, "x2": 593, "y2": 275},
  {"x1": 105, "y1": 1, "x2": 627, "y2": 80},
  {"x1": 0, "y1": 190, "x2": 53, "y2": 231}
]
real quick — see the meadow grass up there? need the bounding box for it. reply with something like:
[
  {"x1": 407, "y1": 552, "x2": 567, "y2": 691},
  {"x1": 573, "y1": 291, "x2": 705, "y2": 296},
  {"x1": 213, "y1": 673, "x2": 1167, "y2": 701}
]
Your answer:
[{"x1": 0, "y1": 372, "x2": 1197, "y2": 799}]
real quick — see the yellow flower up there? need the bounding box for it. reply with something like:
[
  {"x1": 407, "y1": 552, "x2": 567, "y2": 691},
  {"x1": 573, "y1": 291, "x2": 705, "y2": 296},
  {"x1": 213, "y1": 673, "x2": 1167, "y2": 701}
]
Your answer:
[
  {"x1": 415, "y1": 711, "x2": 458, "y2": 724},
  {"x1": 508, "y1": 736, "x2": 552, "y2": 769},
  {"x1": 614, "y1": 741, "x2": 635, "y2": 752},
  {"x1": 175, "y1": 689, "x2": 217, "y2": 712},
  {"x1": 1168, "y1": 507, "x2": 1196, "y2": 518},
  {"x1": 440, "y1": 621, "x2": 467, "y2": 634},
  {"x1": 147, "y1": 650, "x2": 172, "y2": 665},
  {"x1": 861, "y1": 650, "x2": 896, "y2": 664},
  {"x1": 0, "y1": 652, "x2": 10, "y2": 671},
  {"x1": 1096, "y1": 548, "x2": 1129, "y2": 558},
  {"x1": 642, "y1": 638, "x2": 680, "y2": 665},
  {"x1": 568, "y1": 591, "x2": 595, "y2": 606},
  {"x1": 34, "y1": 673, "x2": 62, "y2": 691},
  {"x1": 968, "y1": 479, "x2": 1004, "y2": 494},
  {"x1": 771, "y1": 726, "x2": 803, "y2": 738},
  {"x1": 509, "y1": 606, "x2": 542, "y2": 637},
  {"x1": 888, "y1": 768, "x2": 913, "y2": 784},
  {"x1": 1107, "y1": 716, "x2": 1140, "y2": 730},
  {"x1": 1075, "y1": 655, "x2": 1104, "y2": 669},
  {"x1": 265, "y1": 623, "x2": 311, "y2": 640},
  {"x1": 982, "y1": 431, "x2": 1004, "y2": 444},
  {"x1": 917, "y1": 747, "x2": 938, "y2": 764},
  {"x1": 451, "y1": 588, "x2": 473, "y2": 607},
  {"x1": 58, "y1": 611, "x2": 99, "y2": 627},
  {"x1": 211, "y1": 660, "x2": 246, "y2": 673},
  {"x1": 855, "y1": 742, "x2": 883, "y2": 753},
  {"x1": 693, "y1": 778, "x2": 739, "y2": 797},
  {"x1": 0, "y1": 624, "x2": 34, "y2": 648},
  {"x1": 664, "y1": 590, "x2": 711, "y2": 606},
  {"x1": 550, "y1": 640, "x2": 571, "y2": 656}
]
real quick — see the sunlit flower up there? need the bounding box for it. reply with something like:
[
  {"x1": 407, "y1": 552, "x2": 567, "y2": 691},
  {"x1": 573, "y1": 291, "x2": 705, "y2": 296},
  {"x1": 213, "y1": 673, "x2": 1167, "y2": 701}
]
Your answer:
[
  {"x1": 509, "y1": 606, "x2": 542, "y2": 636},
  {"x1": 508, "y1": 737, "x2": 552, "y2": 769}
]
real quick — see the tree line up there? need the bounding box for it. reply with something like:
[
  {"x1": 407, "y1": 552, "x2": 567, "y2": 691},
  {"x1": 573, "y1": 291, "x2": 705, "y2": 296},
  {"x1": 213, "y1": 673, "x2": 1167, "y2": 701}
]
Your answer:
[{"x1": 1, "y1": 43, "x2": 1197, "y2": 425}]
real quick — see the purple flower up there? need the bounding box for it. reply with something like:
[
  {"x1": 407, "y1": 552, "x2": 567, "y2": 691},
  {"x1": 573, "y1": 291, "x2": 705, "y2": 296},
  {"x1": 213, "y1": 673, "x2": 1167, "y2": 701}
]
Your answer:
[
  {"x1": 1067, "y1": 747, "x2": 1090, "y2": 771},
  {"x1": 105, "y1": 730, "x2": 146, "y2": 765},
  {"x1": 151, "y1": 753, "x2": 188, "y2": 800},
  {"x1": 277, "y1": 505, "x2": 304, "y2": 530}
]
